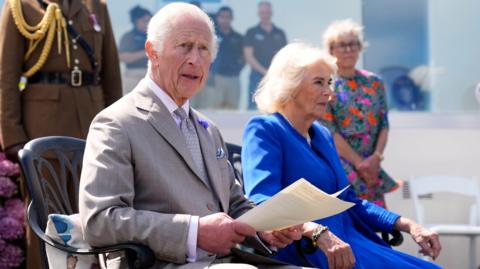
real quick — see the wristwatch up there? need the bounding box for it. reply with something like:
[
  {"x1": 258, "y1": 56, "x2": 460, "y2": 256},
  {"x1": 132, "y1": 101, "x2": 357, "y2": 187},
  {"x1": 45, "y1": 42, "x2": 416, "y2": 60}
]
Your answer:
[{"x1": 312, "y1": 225, "x2": 329, "y2": 247}]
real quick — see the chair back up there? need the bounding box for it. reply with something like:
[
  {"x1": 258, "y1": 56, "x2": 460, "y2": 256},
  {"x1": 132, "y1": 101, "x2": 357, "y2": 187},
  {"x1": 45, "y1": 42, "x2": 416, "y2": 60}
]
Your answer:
[
  {"x1": 18, "y1": 136, "x2": 85, "y2": 232},
  {"x1": 226, "y1": 142, "x2": 244, "y2": 186},
  {"x1": 18, "y1": 136, "x2": 156, "y2": 269},
  {"x1": 409, "y1": 176, "x2": 480, "y2": 226}
]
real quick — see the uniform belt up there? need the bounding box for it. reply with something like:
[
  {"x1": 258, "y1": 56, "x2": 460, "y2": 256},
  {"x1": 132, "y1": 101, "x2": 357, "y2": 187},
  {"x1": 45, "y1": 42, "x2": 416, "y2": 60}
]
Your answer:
[{"x1": 28, "y1": 70, "x2": 100, "y2": 87}]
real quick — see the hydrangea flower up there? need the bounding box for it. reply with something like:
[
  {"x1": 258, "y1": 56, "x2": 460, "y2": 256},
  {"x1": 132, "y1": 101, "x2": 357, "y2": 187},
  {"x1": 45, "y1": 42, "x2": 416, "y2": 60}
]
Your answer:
[
  {"x1": 0, "y1": 216, "x2": 24, "y2": 240},
  {"x1": 0, "y1": 151, "x2": 25, "y2": 268},
  {"x1": 0, "y1": 239, "x2": 24, "y2": 268},
  {"x1": 4, "y1": 199, "x2": 25, "y2": 223},
  {"x1": 0, "y1": 153, "x2": 20, "y2": 177},
  {"x1": 0, "y1": 177, "x2": 17, "y2": 198}
]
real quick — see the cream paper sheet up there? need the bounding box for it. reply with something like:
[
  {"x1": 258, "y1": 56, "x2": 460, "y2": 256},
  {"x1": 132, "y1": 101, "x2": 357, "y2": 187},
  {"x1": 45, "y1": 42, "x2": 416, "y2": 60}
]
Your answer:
[{"x1": 237, "y1": 178, "x2": 354, "y2": 231}]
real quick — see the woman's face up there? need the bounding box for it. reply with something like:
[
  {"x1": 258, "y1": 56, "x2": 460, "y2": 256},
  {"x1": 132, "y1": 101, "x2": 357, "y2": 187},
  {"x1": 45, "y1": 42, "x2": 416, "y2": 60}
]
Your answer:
[
  {"x1": 290, "y1": 61, "x2": 333, "y2": 120},
  {"x1": 330, "y1": 32, "x2": 361, "y2": 71}
]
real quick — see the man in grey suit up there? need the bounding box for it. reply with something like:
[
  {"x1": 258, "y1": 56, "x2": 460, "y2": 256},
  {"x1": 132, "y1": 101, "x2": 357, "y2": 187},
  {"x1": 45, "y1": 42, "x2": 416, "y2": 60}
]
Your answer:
[{"x1": 79, "y1": 3, "x2": 307, "y2": 268}]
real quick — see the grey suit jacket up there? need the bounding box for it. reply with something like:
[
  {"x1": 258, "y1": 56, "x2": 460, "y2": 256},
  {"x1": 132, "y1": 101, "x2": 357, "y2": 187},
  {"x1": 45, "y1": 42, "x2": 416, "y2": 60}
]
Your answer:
[{"x1": 79, "y1": 81, "x2": 254, "y2": 267}]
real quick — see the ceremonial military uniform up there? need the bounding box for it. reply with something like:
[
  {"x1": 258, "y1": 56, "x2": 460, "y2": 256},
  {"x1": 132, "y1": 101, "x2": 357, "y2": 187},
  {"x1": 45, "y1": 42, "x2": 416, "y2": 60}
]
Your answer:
[
  {"x1": 0, "y1": 0, "x2": 122, "y2": 267},
  {"x1": 0, "y1": 0, "x2": 121, "y2": 150}
]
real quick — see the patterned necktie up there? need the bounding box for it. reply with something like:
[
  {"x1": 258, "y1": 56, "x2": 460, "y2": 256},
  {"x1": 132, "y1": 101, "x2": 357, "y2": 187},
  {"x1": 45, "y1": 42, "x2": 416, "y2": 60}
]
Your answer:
[{"x1": 174, "y1": 108, "x2": 208, "y2": 182}]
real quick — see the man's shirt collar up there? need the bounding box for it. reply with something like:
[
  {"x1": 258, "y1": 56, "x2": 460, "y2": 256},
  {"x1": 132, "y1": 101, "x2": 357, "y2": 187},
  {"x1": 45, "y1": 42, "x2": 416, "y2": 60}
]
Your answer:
[{"x1": 144, "y1": 74, "x2": 190, "y2": 116}]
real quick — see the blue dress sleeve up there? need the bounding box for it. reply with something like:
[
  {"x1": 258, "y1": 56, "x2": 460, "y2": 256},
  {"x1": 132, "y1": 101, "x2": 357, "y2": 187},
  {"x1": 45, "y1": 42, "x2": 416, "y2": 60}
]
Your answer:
[
  {"x1": 343, "y1": 188, "x2": 400, "y2": 232},
  {"x1": 242, "y1": 117, "x2": 283, "y2": 204},
  {"x1": 319, "y1": 127, "x2": 400, "y2": 232}
]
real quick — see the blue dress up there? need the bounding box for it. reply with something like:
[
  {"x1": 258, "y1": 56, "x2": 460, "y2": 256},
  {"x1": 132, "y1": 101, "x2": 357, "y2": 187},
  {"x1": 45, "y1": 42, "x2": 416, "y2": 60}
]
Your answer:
[{"x1": 242, "y1": 113, "x2": 442, "y2": 269}]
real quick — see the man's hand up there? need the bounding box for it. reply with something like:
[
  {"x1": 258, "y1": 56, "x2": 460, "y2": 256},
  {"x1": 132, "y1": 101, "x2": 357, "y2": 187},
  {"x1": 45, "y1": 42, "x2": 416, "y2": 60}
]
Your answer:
[
  {"x1": 198, "y1": 213, "x2": 256, "y2": 255},
  {"x1": 258, "y1": 224, "x2": 303, "y2": 248},
  {"x1": 4, "y1": 143, "x2": 25, "y2": 163}
]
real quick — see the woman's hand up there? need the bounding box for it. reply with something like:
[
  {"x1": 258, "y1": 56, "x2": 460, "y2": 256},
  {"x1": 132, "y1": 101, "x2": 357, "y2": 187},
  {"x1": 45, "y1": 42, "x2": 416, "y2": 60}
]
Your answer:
[
  {"x1": 394, "y1": 217, "x2": 442, "y2": 260},
  {"x1": 303, "y1": 222, "x2": 355, "y2": 269},
  {"x1": 316, "y1": 230, "x2": 355, "y2": 269},
  {"x1": 409, "y1": 223, "x2": 441, "y2": 260},
  {"x1": 355, "y1": 155, "x2": 381, "y2": 187},
  {"x1": 258, "y1": 224, "x2": 303, "y2": 249}
]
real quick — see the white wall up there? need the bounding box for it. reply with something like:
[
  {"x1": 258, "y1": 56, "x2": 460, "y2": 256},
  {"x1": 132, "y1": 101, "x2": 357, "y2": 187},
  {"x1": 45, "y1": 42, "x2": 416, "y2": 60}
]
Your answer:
[{"x1": 428, "y1": 0, "x2": 480, "y2": 112}]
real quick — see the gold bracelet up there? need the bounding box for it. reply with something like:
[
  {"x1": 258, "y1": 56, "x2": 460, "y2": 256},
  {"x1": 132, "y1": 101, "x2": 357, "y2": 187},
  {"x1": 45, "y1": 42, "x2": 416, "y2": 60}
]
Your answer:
[{"x1": 312, "y1": 225, "x2": 329, "y2": 247}]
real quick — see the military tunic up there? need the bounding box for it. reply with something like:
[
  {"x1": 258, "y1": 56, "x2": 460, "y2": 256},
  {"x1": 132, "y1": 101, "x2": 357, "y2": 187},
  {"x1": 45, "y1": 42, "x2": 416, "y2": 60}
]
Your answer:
[
  {"x1": 0, "y1": 1, "x2": 122, "y2": 268},
  {"x1": 0, "y1": 0, "x2": 122, "y2": 150}
]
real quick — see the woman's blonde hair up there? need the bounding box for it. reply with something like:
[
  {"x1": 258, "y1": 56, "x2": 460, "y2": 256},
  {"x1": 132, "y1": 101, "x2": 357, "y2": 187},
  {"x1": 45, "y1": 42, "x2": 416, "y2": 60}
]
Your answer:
[
  {"x1": 254, "y1": 42, "x2": 337, "y2": 113},
  {"x1": 322, "y1": 19, "x2": 366, "y2": 53}
]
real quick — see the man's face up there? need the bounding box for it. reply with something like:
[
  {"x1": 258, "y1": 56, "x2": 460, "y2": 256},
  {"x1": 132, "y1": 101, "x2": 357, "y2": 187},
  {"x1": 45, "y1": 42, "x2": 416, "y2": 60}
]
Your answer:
[
  {"x1": 147, "y1": 15, "x2": 212, "y2": 105},
  {"x1": 216, "y1": 10, "x2": 232, "y2": 30},
  {"x1": 135, "y1": 14, "x2": 151, "y2": 33},
  {"x1": 258, "y1": 3, "x2": 272, "y2": 22}
]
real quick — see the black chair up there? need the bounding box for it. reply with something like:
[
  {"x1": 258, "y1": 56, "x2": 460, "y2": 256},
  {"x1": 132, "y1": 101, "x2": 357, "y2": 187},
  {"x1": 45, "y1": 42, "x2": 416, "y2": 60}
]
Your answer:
[
  {"x1": 18, "y1": 136, "x2": 155, "y2": 269},
  {"x1": 391, "y1": 75, "x2": 425, "y2": 111},
  {"x1": 225, "y1": 142, "x2": 243, "y2": 186},
  {"x1": 225, "y1": 142, "x2": 403, "y2": 266}
]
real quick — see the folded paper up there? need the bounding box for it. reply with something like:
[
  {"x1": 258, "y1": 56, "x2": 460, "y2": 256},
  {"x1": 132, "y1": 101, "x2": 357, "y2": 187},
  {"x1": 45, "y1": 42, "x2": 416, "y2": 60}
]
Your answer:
[{"x1": 237, "y1": 178, "x2": 354, "y2": 231}]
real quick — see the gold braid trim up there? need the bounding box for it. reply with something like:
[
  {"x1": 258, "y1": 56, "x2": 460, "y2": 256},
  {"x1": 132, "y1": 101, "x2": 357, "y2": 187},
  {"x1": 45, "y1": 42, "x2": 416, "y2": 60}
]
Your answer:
[{"x1": 8, "y1": 0, "x2": 70, "y2": 81}]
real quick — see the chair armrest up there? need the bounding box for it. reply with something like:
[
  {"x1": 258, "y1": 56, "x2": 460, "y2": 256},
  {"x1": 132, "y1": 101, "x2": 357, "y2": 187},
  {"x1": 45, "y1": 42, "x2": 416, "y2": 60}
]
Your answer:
[
  {"x1": 381, "y1": 230, "x2": 404, "y2": 247},
  {"x1": 294, "y1": 236, "x2": 316, "y2": 267},
  {"x1": 27, "y1": 203, "x2": 155, "y2": 268},
  {"x1": 242, "y1": 234, "x2": 276, "y2": 257}
]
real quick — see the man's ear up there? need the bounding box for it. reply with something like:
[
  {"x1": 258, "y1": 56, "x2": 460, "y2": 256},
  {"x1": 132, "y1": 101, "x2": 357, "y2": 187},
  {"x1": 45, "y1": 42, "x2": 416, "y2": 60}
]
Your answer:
[{"x1": 145, "y1": 41, "x2": 156, "y2": 60}]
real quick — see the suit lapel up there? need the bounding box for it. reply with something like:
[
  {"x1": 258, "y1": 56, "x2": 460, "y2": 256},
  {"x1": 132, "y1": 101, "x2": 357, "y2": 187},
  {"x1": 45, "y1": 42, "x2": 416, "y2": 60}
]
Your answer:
[
  {"x1": 133, "y1": 85, "x2": 209, "y2": 188},
  {"x1": 191, "y1": 110, "x2": 228, "y2": 211}
]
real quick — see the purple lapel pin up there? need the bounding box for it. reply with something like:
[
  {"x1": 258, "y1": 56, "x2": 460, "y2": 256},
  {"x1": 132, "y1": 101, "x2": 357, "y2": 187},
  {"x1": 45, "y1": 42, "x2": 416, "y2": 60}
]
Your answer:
[{"x1": 197, "y1": 119, "x2": 209, "y2": 129}]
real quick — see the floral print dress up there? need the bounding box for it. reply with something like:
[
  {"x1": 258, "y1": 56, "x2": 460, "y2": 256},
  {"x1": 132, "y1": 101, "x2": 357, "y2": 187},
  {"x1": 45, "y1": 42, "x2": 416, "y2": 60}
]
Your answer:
[{"x1": 321, "y1": 69, "x2": 398, "y2": 208}]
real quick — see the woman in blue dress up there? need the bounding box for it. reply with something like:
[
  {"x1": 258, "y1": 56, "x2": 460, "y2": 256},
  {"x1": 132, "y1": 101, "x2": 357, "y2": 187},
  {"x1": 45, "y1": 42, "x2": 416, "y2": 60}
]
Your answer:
[{"x1": 242, "y1": 42, "x2": 442, "y2": 269}]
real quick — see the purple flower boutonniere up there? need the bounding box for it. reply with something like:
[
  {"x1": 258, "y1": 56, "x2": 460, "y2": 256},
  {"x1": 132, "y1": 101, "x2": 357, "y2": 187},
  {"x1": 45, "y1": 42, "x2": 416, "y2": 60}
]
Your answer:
[{"x1": 198, "y1": 119, "x2": 209, "y2": 129}]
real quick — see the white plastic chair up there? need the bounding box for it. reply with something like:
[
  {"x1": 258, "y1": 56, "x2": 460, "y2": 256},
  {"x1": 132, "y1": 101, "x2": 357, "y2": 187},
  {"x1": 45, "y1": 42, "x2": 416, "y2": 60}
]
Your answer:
[{"x1": 410, "y1": 176, "x2": 480, "y2": 269}]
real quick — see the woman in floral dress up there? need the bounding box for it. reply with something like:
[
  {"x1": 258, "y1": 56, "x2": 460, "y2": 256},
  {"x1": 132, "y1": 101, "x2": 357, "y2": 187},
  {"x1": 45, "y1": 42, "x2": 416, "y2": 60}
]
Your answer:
[{"x1": 321, "y1": 19, "x2": 398, "y2": 208}]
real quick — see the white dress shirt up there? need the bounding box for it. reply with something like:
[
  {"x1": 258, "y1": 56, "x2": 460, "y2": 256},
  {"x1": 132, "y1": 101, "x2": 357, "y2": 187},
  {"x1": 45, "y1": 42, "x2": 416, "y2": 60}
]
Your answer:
[{"x1": 144, "y1": 75, "x2": 199, "y2": 262}]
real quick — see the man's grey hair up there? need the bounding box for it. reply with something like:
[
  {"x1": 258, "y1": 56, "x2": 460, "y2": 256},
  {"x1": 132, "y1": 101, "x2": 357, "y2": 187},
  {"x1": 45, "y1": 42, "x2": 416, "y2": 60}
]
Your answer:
[{"x1": 146, "y1": 2, "x2": 218, "y2": 62}]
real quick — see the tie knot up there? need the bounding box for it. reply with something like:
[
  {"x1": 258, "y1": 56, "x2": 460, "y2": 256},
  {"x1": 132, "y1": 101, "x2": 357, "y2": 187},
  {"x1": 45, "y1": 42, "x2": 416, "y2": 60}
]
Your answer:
[{"x1": 174, "y1": 107, "x2": 188, "y2": 121}]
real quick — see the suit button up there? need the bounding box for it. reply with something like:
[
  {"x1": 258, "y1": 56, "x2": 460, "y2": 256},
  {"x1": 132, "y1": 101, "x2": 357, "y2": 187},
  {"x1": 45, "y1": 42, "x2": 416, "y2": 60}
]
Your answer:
[{"x1": 206, "y1": 203, "x2": 215, "y2": 211}]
